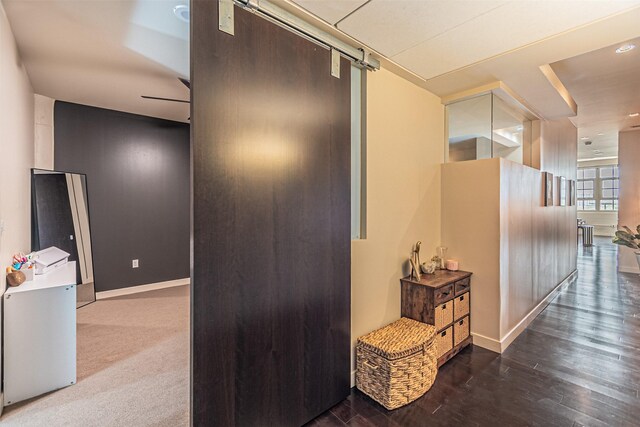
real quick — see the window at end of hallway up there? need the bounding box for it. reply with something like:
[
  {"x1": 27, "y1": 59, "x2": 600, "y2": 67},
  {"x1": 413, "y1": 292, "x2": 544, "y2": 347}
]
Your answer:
[{"x1": 577, "y1": 165, "x2": 619, "y2": 212}]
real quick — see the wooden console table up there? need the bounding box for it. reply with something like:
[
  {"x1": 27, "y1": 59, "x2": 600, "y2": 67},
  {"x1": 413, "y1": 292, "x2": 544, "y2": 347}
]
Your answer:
[{"x1": 400, "y1": 270, "x2": 472, "y2": 367}]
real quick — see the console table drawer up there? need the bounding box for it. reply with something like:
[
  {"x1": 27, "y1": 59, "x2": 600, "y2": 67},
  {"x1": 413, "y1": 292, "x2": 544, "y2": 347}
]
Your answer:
[
  {"x1": 454, "y1": 277, "x2": 471, "y2": 296},
  {"x1": 434, "y1": 284, "x2": 454, "y2": 305}
]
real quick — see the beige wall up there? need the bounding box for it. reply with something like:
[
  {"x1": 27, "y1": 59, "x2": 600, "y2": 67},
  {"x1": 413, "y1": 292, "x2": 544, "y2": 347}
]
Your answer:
[
  {"x1": 351, "y1": 68, "x2": 444, "y2": 377},
  {"x1": 0, "y1": 3, "x2": 34, "y2": 405},
  {"x1": 580, "y1": 212, "x2": 617, "y2": 237},
  {"x1": 442, "y1": 118, "x2": 577, "y2": 352},
  {"x1": 0, "y1": 4, "x2": 34, "y2": 287},
  {"x1": 441, "y1": 159, "x2": 502, "y2": 340},
  {"x1": 618, "y1": 129, "x2": 640, "y2": 273}
]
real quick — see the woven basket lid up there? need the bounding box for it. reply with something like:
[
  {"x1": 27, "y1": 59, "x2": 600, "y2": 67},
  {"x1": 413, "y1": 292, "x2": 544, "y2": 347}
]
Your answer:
[{"x1": 358, "y1": 317, "x2": 436, "y2": 360}]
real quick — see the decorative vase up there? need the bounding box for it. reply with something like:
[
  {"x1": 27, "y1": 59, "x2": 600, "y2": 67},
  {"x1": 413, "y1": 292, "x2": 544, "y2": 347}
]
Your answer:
[
  {"x1": 437, "y1": 246, "x2": 448, "y2": 269},
  {"x1": 7, "y1": 271, "x2": 26, "y2": 287}
]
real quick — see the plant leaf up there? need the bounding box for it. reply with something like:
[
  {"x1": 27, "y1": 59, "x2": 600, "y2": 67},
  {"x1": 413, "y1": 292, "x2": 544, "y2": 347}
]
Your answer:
[
  {"x1": 615, "y1": 230, "x2": 635, "y2": 241},
  {"x1": 613, "y1": 235, "x2": 640, "y2": 250},
  {"x1": 622, "y1": 225, "x2": 635, "y2": 235}
]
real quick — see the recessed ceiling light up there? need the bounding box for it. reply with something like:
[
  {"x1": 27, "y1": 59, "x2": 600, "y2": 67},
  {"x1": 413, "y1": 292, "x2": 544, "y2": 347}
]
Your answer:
[
  {"x1": 597, "y1": 133, "x2": 604, "y2": 136},
  {"x1": 173, "y1": 5, "x2": 189, "y2": 23},
  {"x1": 580, "y1": 136, "x2": 589, "y2": 140},
  {"x1": 629, "y1": 112, "x2": 640, "y2": 117},
  {"x1": 616, "y1": 44, "x2": 636, "y2": 54}
]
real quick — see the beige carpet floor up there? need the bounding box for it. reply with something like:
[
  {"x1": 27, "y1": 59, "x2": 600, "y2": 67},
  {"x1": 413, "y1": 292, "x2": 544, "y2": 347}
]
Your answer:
[{"x1": 1, "y1": 285, "x2": 190, "y2": 426}]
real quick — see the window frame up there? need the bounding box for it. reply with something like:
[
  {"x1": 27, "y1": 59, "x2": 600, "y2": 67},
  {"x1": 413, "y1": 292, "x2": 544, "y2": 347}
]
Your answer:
[{"x1": 577, "y1": 165, "x2": 619, "y2": 212}]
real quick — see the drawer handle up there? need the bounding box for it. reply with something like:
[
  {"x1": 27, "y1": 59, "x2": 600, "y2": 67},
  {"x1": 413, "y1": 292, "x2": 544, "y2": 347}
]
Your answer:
[
  {"x1": 460, "y1": 295, "x2": 465, "y2": 301},
  {"x1": 441, "y1": 291, "x2": 450, "y2": 297},
  {"x1": 441, "y1": 330, "x2": 447, "y2": 337},
  {"x1": 459, "y1": 320, "x2": 464, "y2": 326},
  {"x1": 442, "y1": 303, "x2": 447, "y2": 309},
  {"x1": 363, "y1": 361, "x2": 378, "y2": 370}
]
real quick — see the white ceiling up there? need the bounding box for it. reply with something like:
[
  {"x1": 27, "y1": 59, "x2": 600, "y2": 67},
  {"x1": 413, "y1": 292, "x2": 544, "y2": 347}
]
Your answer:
[
  {"x1": 551, "y1": 37, "x2": 640, "y2": 160},
  {"x1": 290, "y1": 0, "x2": 640, "y2": 126},
  {"x1": 2, "y1": 0, "x2": 190, "y2": 123},
  {"x1": 293, "y1": 0, "x2": 640, "y2": 79},
  {"x1": 294, "y1": 0, "x2": 366, "y2": 25},
  {"x1": 4, "y1": 0, "x2": 640, "y2": 133}
]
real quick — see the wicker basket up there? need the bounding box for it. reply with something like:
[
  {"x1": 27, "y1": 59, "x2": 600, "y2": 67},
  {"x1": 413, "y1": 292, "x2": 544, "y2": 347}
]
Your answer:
[
  {"x1": 436, "y1": 327, "x2": 453, "y2": 359},
  {"x1": 356, "y1": 317, "x2": 437, "y2": 410},
  {"x1": 435, "y1": 302, "x2": 453, "y2": 330},
  {"x1": 453, "y1": 293, "x2": 470, "y2": 320},
  {"x1": 454, "y1": 316, "x2": 470, "y2": 347}
]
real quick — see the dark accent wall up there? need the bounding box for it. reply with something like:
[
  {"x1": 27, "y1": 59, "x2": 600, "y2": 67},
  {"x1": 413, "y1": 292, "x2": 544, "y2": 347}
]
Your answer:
[
  {"x1": 54, "y1": 102, "x2": 190, "y2": 292},
  {"x1": 192, "y1": 1, "x2": 351, "y2": 426}
]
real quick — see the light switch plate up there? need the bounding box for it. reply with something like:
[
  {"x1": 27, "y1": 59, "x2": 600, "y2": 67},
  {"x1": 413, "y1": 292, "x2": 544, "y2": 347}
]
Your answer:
[{"x1": 132, "y1": 259, "x2": 139, "y2": 268}]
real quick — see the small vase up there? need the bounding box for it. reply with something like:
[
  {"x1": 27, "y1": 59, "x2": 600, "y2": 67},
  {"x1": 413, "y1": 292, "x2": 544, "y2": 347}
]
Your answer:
[
  {"x1": 7, "y1": 271, "x2": 26, "y2": 287},
  {"x1": 437, "y1": 246, "x2": 448, "y2": 269}
]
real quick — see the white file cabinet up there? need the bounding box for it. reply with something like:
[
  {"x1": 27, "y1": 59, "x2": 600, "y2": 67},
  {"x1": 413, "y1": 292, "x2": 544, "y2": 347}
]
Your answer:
[{"x1": 3, "y1": 262, "x2": 77, "y2": 405}]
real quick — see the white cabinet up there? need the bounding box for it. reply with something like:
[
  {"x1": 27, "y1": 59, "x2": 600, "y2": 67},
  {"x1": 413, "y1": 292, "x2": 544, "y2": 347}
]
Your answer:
[{"x1": 3, "y1": 262, "x2": 77, "y2": 405}]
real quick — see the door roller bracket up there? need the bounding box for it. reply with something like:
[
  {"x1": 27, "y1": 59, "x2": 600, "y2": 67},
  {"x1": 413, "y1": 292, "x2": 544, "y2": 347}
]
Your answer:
[
  {"x1": 219, "y1": 0, "x2": 235, "y2": 35},
  {"x1": 331, "y1": 48, "x2": 340, "y2": 79}
]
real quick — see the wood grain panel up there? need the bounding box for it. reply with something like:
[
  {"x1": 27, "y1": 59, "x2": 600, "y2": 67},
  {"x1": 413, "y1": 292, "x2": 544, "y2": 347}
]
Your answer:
[
  {"x1": 442, "y1": 116, "x2": 577, "y2": 345},
  {"x1": 191, "y1": 2, "x2": 351, "y2": 426}
]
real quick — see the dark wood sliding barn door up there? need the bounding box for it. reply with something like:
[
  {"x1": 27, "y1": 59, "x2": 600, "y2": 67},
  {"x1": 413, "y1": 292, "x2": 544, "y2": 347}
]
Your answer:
[{"x1": 191, "y1": 1, "x2": 351, "y2": 426}]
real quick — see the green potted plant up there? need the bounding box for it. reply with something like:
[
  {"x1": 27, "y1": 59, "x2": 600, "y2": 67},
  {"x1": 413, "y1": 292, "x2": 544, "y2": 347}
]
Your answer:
[{"x1": 612, "y1": 226, "x2": 640, "y2": 268}]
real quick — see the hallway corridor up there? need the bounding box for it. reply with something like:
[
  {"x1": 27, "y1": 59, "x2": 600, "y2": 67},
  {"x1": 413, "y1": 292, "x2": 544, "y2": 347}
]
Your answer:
[{"x1": 310, "y1": 238, "x2": 640, "y2": 426}]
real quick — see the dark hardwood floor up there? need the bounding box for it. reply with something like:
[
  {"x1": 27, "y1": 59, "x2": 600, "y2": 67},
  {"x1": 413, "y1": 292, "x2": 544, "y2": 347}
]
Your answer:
[{"x1": 308, "y1": 237, "x2": 640, "y2": 426}]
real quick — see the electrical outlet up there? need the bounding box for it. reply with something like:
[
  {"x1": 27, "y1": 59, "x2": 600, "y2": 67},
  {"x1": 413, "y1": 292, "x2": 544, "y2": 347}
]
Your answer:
[{"x1": 132, "y1": 259, "x2": 139, "y2": 268}]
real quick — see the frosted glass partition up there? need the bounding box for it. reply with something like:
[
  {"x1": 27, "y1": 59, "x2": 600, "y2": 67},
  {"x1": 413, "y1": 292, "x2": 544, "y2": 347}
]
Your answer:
[
  {"x1": 447, "y1": 93, "x2": 531, "y2": 165},
  {"x1": 447, "y1": 94, "x2": 492, "y2": 162},
  {"x1": 492, "y1": 95, "x2": 529, "y2": 164}
]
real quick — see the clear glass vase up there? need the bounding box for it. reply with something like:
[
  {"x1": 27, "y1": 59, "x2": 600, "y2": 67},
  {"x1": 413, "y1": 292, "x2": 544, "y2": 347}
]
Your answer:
[{"x1": 437, "y1": 246, "x2": 447, "y2": 269}]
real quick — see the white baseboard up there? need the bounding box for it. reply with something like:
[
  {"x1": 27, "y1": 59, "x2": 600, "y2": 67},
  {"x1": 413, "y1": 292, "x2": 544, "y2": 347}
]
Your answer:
[
  {"x1": 499, "y1": 270, "x2": 576, "y2": 352},
  {"x1": 470, "y1": 332, "x2": 501, "y2": 353},
  {"x1": 96, "y1": 278, "x2": 190, "y2": 300},
  {"x1": 472, "y1": 270, "x2": 577, "y2": 354}
]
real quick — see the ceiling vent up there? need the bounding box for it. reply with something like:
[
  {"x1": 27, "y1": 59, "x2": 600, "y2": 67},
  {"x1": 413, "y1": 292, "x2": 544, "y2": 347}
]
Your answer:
[{"x1": 584, "y1": 140, "x2": 593, "y2": 145}]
